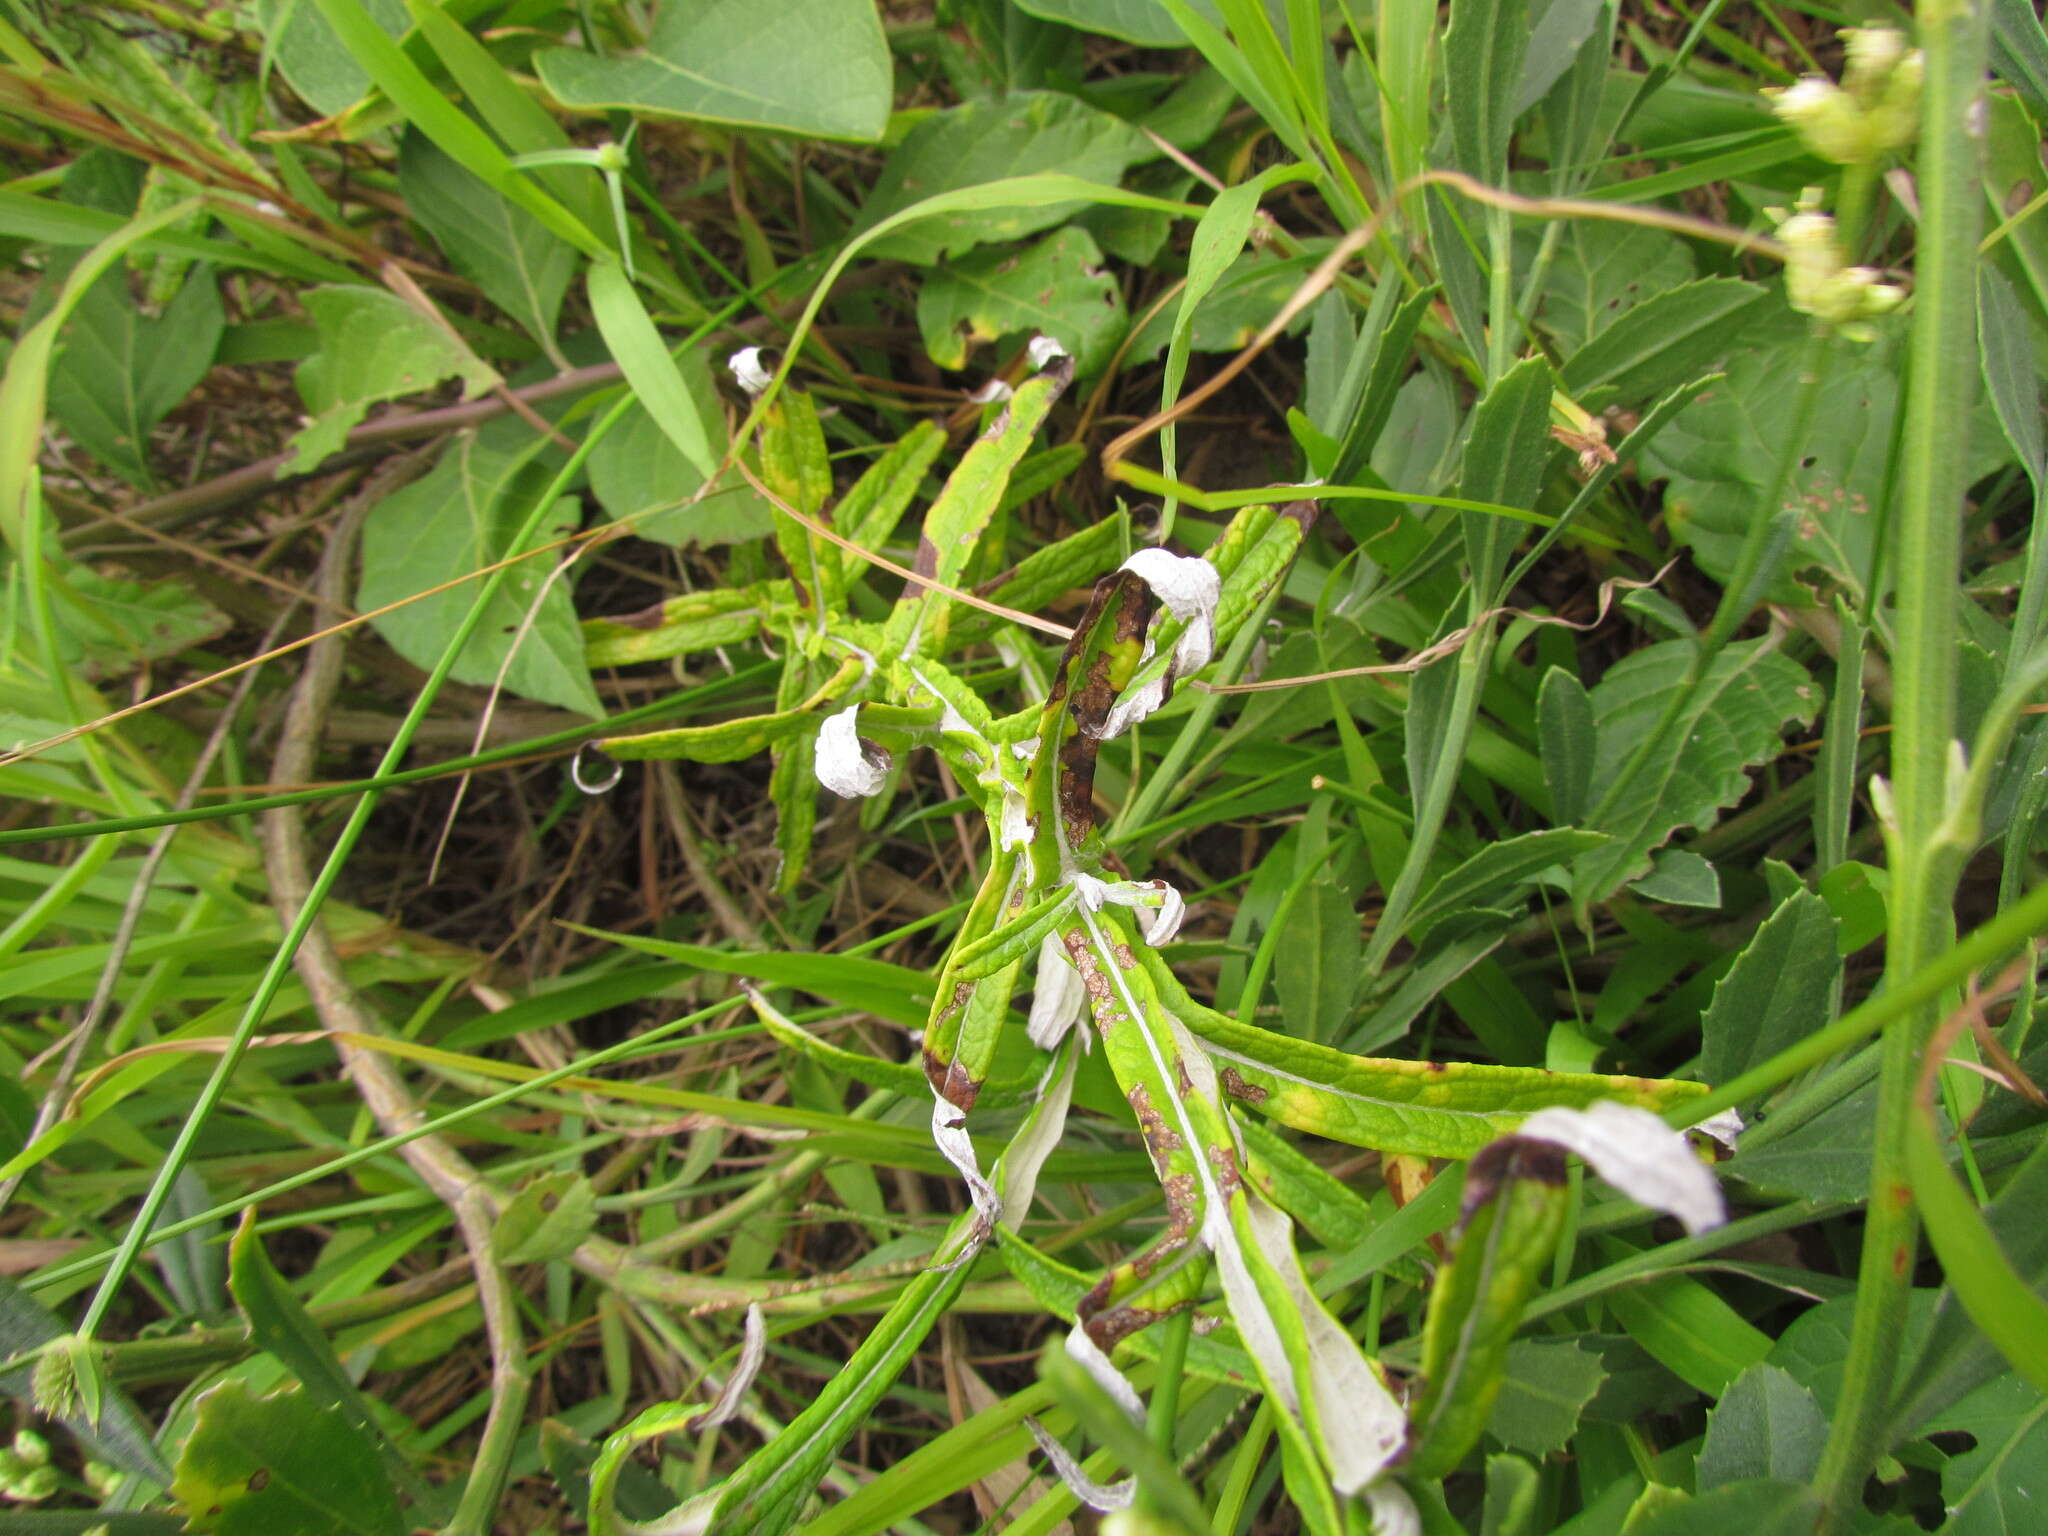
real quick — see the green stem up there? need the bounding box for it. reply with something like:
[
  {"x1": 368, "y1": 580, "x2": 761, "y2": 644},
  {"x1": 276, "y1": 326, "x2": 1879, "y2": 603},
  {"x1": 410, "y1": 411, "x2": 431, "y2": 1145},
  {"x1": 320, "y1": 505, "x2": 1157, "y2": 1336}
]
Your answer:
[{"x1": 1811, "y1": 3, "x2": 1989, "y2": 1522}]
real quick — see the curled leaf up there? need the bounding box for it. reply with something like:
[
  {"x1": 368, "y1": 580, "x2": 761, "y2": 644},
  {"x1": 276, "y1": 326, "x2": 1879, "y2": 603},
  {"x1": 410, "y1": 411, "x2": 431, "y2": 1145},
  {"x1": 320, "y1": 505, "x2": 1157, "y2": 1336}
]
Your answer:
[
  {"x1": 1028, "y1": 334, "x2": 1070, "y2": 369},
  {"x1": 1027, "y1": 933, "x2": 1085, "y2": 1050},
  {"x1": 1070, "y1": 874, "x2": 1186, "y2": 946},
  {"x1": 689, "y1": 1305, "x2": 766, "y2": 1431},
  {"x1": 815, "y1": 704, "x2": 890, "y2": 798},
  {"x1": 728, "y1": 346, "x2": 772, "y2": 395},
  {"x1": 1121, "y1": 548, "x2": 1220, "y2": 676},
  {"x1": 1515, "y1": 1101, "x2": 1727, "y2": 1234},
  {"x1": 966, "y1": 379, "x2": 1013, "y2": 404},
  {"x1": 1063, "y1": 1321, "x2": 1146, "y2": 1421},
  {"x1": 930, "y1": 1094, "x2": 1003, "y2": 1242},
  {"x1": 1024, "y1": 1417, "x2": 1135, "y2": 1511}
]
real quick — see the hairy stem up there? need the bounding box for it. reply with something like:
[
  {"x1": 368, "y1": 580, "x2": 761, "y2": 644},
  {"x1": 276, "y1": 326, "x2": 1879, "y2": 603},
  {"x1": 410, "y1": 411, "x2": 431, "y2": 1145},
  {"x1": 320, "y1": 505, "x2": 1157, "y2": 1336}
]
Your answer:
[{"x1": 1812, "y1": 3, "x2": 1989, "y2": 1521}]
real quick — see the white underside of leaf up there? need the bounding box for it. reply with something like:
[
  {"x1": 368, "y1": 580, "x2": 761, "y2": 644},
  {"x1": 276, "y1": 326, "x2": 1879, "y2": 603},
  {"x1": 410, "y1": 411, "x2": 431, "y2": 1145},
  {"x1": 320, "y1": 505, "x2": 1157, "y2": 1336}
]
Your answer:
[
  {"x1": 1064, "y1": 1321, "x2": 1147, "y2": 1421},
  {"x1": 689, "y1": 1304, "x2": 765, "y2": 1430},
  {"x1": 1517, "y1": 1100, "x2": 1727, "y2": 1234},
  {"x1": 999, "y1": 1042, "x2": 1077, "y2": 1227},
  {"x1": 1024, "y1": 1418, "x2": 1136, "y2": 1511},
  {"x1": 1027, "y1": 934, "x2": 1085, "y2": 1050},
  {"x1": 816, "y1": 703, "x2": 889, "y2": 797}
]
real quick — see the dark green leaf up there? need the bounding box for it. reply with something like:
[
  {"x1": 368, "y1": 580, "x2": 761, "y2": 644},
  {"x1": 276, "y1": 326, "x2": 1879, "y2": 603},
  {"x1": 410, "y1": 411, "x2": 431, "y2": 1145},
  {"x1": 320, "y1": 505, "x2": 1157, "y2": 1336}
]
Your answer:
[
  {"x1": 1486, "y1": 1338, "x2": 1606, "y2": 1458},
  {"x1": 1930, "y1": 1374, "x2": 2048, "y2": 1535},
  {"x1": 1620, "y1": 1482, "x2": 1822, "y2": 1536},
  {"x1": 1700, "y1": 892, "x2": 1841, "y2": 1091},
  {"x1": 1559, "y1": 277, "x2": 1768, "y2": 405},
  {"x1": 1456, "y1": 355, "x2": 1556, "y2": 600},
  {"x1": 1628, "y1": 848, "x2": 1720, "y2": 908},
  {"x1": 1445, "y1": 0, "x2": 1532, "y2": 184},
  {"x1": 356, "y1": 434, "x2": 601, "y2": 717},
  {"x1": 170, "y1": 1381, "x2": 403, "y2": 1536},
  {"x1": 398, "y1": 131, "x2": 577, "y2": 367},
  {"x1": 255, "y1": 0, "x2": 407, "y2": 116},
  {"x1": 46, "y1": 262, "x2": 223, "y2": 486},
  {"x1": 1697, "y1": 1363, "x2": 1827, "y2": 1486},
  {"x1": 1275, "y1": 878, "x2": 1359, "y2": 1045},
  {"x1": 1539, "y1": 665, "x2": 1597, "y2": 825}
]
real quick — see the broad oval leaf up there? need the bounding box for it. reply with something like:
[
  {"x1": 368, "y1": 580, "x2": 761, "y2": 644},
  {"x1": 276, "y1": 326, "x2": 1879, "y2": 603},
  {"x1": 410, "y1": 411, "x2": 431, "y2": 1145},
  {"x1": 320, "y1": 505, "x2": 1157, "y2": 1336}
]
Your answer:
[
  {"x1": 535, "y1": 0, "x2": 891, "y2": 141},
  {"x1": 171, "y1": 1381, "x2": 403, "y2": 1536}
]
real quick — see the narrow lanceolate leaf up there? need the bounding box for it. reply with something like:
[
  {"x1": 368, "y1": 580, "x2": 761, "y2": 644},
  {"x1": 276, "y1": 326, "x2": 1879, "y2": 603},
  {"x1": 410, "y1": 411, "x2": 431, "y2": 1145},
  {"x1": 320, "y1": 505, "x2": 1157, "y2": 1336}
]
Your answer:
[
  {"x1": 888, "y1": 349, "x2": 1076, "y2": 654},
  {"x1": 583, "y1": 585, "x2": 776, "y2": 668},
  {"x1": 1407, "y1": 1139, "x2": 1571, "y2": 1478},
  {"x1": 1135, "y1": 946, "x2": 1706, "y2": 1156},
  {"x1": 1444, "y1": 0, "x2": 1533, "y2": 185}
]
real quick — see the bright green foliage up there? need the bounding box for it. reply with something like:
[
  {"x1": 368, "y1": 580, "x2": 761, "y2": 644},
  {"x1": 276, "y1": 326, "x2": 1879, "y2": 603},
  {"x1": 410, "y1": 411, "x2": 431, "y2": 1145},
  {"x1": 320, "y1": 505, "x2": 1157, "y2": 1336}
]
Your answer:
[{"x1": 8, "y1": 2, "x2": 2048, "y2": 1535}]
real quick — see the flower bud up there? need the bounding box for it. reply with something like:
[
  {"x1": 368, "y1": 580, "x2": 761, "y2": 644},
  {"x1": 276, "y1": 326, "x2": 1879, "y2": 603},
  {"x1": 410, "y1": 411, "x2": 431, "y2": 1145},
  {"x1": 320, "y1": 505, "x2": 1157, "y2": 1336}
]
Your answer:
[
  {"x1": 1779, "y1": 197, "x2": 1905, "y2": 336},
  {"x1": 1769, "y1": 27, "x2": 1922, "y2": 164}
]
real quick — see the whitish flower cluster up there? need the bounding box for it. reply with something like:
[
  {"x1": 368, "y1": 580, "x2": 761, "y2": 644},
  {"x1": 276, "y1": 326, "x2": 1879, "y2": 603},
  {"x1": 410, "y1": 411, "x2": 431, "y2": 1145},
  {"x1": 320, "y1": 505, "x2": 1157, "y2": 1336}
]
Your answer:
[
  {"x1": 1779, "y1": 192, "x2": 1905, "y2": 337},
  {"x1": 1769, "y1": 26, "x2": 1923, "y2": 166}
]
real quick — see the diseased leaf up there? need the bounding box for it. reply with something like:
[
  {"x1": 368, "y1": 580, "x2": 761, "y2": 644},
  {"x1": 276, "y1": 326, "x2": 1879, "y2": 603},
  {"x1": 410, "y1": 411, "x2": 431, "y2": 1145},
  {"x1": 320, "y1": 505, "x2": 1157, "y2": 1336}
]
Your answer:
[
  {"x1": 398, "y1": 131, "x2": 576, "y2": 366},
  {"x1": 1700, "y1": 892, "x2": 1841, "y2": 1091},
  {"x1": 855, "y1": 93, "x2": 1151, "y2": 264},
  {"x1": 171, "y1": 1381, "x2": 403, "y2": 1536},
  {"x1": 1697, "y1": 1364, "x2": 1828, "y2": 1486},
  {"x1": 288, "y1": 286, "x2": 498, "y2": 475},
  {"x1": 1536, "y1": 221, "x2": 1696, "y2": 356},
  {"x1": 917, "y1": 226, "x2": 1127, "y2": 377},
  {"x1": 1486, "y1": 1338, "x2": 1606, "y2": 1458},
  {"x1": 356, "y1": 433, "x2": 601, "y2": 717},
  {"x1": 535, "y1": 0, "x2": 890, "y2": 141}
]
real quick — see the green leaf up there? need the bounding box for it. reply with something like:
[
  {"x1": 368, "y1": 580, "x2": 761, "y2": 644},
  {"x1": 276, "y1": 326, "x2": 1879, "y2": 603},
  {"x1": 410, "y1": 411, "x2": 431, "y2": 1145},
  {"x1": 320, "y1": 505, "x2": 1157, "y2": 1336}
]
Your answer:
[
  {"x1": 1696, "y1": 1363, "x2": 1828, "y2": 1486},
  {"x1": 853, "y1": 92, "x2": 1150, "y2": 264},
  {"x1": 587, "y1": 261, "x2": 718, "y2": 480},
  {"x1": 1125, "y1": 249, "x2": 1320, "y2": 362},
  {"x1": 1992, "y1": 0, "x2": 2048, "y2": 119},
  {"x1": 1619, "y1": 1480, "x2": 1821, "y2": 1536},
  {"x1": 1516, "y1": 0, "x2": 1606, "y2": 112},
  {"x1": 287, "y1": 286, "x2": 498, "y2": 475},
  {"x1": 916, "y1": 226, "x2": 1127, "y2": 377},
  {"x1": 398, "y1": 130, "x2": 577, "y2": 368},
  {"x1": 1486, "y1": 1337, "x2": 1606, "y2": 1459},
  {"x1": 1457, "y1": 355, "x2": 1556, "y2": 601},
  {"x1": 1897, "y1": 1135, "x2": 2048, "y2": 1433},
  {"x1": 1629, "y1": 848, "x2": 1720, "y2": 908},
  {"x1": 1931, "y1": 1374, "x2": 2048, "y2": 1535},
  {"x1": 46, "y1": 261, "x2": 223, "y2": 486},
  {"x1": 255, "y1": 0, "x2": 408, "y2": 117},
  {"x1": 1645, "y1": 332, "x2": 2009, "y2": 605},
  {"x1": 1274, "y1": 878, "x2": 1359, "y2": 1045},
  {"x1": 1574, "y1": 637, "x2": 1822, "y2": 901},
  {"x1": 1445, "y1": 0, "x2": 1532, "y2": 185},
  {"x1": 534, "y1": 0, "x2": 890, "y2": 141},
  {"x1": 1011, "y1": 0, "x2": 1220, "y2": 46},
  {"x1": 1699, "y1": 892, "x2": 1841, "y2": 1092},
  {"x1": 586, "y1": 364, "x2": 773, "y2": 548},
  {"x1": 1536, "y1": 221, "x2": 1696, "y2": 357},
  {"x1": 1411, "y1": 829, "x2": 1608, "y2": 939},
  {"x1": 356, "y1": 434, "x2": 602, "y2": 717},
  {"x1": 2, "y1": 563, "x2": 229, "y2": 682},
  {"x1": 1539, "y1": 665, "x2": 1597, "y2": 826},
  {"x1": 1978, "y1": 266, "x2": 2044, "y2": 481},
  {"x1": 1559, "y1": 277, "x2": 1769, "y2": 406},
  {"x1": 171, "y1": 1381, "x2": 404, "y2": 1536},
  {"x1": 1481, "y1": 1452, "x2": 1542, "y2": 1536},
  {"x1": 227, "y1": 1212, "x2": 431, "y2": 1512},
  {"x1": 494, "y1": 1171, "x2": 599, "y2": 1264},
  {"x1": 1602, "y1": 1268, "x2": 1770, "y2": 1396}
]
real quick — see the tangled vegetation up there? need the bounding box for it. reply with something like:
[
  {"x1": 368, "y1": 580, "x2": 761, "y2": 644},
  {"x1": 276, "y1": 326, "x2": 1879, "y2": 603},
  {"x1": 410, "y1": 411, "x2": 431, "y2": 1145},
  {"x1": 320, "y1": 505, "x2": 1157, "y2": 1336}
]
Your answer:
[{"x1": 2, "y1": 0, "x2": 2047, "y2": 1533}]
